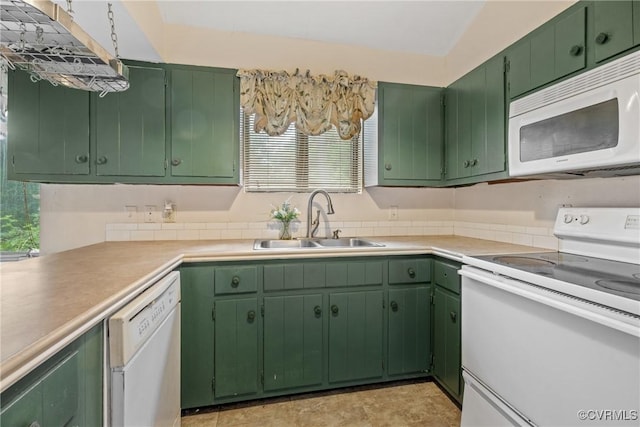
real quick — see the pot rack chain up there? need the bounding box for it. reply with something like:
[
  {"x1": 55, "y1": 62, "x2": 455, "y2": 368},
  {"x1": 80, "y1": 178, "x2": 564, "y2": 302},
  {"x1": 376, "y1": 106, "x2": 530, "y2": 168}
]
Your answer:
[{"x1": 107, "y1": 2, "x2": 119, "y2": 58}]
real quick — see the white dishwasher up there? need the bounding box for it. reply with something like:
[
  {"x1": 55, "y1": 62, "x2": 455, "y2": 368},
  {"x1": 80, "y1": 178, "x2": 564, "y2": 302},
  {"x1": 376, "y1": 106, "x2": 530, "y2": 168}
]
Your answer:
[{"x1": 108, "y1": 271, "x2": 181, "y2": 427}]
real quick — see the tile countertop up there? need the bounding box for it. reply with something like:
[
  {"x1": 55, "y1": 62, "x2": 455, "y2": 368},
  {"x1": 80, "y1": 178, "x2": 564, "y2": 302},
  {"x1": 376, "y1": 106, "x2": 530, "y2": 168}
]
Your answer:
[{"x1": 0, "y1": 236, "x2": 549, "y2": 392}]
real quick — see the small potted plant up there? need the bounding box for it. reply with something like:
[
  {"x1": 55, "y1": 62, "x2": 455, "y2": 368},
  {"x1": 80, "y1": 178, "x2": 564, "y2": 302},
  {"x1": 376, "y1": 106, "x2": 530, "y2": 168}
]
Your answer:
[{"x1": 270, "y1": 200, "x2": 300, "y2": 240}]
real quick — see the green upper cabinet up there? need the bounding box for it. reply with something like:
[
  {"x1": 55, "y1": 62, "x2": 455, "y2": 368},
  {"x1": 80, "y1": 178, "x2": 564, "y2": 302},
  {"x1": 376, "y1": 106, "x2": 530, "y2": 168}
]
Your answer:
[
  {"x1": 365, "y1": 82, "x2": 443, "y2": 186},
  {"x1": 445, "y1": 54, "x2": 506, "y2": 182},
  {"x1": 593, "y1": 1, "x2": 635, "y2": 63},
  {"x1": 507, "y1": 4, "x2": 586, "y2": 98},
  {"x1": 8, "y1": 70, "x2": 90, "y2": 178},
  {"x1": 263, "y1": 294, "x2": 324, "y2": 392},
  {"x1": 169, "y1": 66, "x2": 239, "y2": 182},
  {"x1": 95, "y1": 65, "x2": 166, "y2": 177}
]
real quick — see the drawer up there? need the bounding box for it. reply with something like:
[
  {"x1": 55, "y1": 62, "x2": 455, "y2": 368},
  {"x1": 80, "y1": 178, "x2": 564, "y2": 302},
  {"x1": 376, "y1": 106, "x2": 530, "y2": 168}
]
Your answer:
[
  {"x1": 326, "y1": 261, "x2": 383, "y2": 287},
  {"x1": 434, "y1": 260, "x2": 460, "y2": 294},
  {"x1": 388, "y1": 259, "x2": 431, "y2": 284},
  {"x1": 215, "y1": 266, "x2": 258, "y2": 294}
]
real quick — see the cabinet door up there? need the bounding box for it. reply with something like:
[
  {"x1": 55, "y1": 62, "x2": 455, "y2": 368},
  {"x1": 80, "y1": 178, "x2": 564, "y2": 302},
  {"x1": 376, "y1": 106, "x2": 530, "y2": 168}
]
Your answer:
[
  {"x1": 444, "y1": 83, "x2": 461, "y2": 180},
  {"x1": 8, "y1": 70, "x2": 90, "y2": 176},
  {"x1": 593, "y1": 1, "x2": 634, "y2": 63},
  {"x1": 387, "y1": 287, "x2": 431, "y2": 376},
  {"x1": 263, "y1": 294, "x2": 323, "y2": 391},
  {"x1": 634, "y1": 0, "x2": 640, "y2": 45},
  {"x1": 170, "y1": 67, "x2": 238, "y2": 180},
  {"x1": 328, "y1": 290, "x2": 383, "y2": 383},
  {"x1": 214, "y1": 298, "x2": 259, "y2": 399},
  {"x1": 506, "y1": 39, "x2": 531, "y2": 98},
  {"x1": 41, "y1": 351, "x2": 79, "y2": 426},
  {"x1": 378, "y1": 83, "x2": 443, "y2": 184},
  {"x1": 95, "y1": 65, "x2": 166, "y2": 176},
  {"x1": 180, "y1": 266, "x2": 215, "y2": 408},
  {"x1": 554, "y1": 5, "x2": 586, "y2": 78},
  {"x1": 474, "y1": 54, "x2": 505, "y2": 176},
  {"x1": 0, "y1": 382, "x2": 43, "y2": 427},
  {"x1": 433, "y1": 287, "x2": 461, "y2": 400},
  {"x1": 529, "y1": 25, "x2": 556, "y2": 90}
]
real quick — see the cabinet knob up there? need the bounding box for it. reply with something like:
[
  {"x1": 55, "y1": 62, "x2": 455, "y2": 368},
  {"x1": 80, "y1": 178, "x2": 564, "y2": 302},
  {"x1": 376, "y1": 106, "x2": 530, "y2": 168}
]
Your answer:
[
  {"x1": 407, "y1": 267, "x2": 416, "y2": 279},
  {"x1": 247, "y1": 310, "x2": 256, "y2": 322},
  {"x1": 463, "y1": 160, "x2": 470, "y2": 168},
  {"x1": 75, "y1": 154, "x2": 88, "y2": 164},
  {"x1": 314, "y1": 305, "x2": 322, "y2": 316},
  {"x1": 569, "y1": 45, "x2": 583, "y2": 56},
  {"x1": 172, "y1": 158, "x2": 182, "y2": 166},
  {"x1": 384, "y1": 163, "x2": 392, "y2": 171},
  {"x1": 450, "y1": 311, "x2": 457, "y2": 322},
  {"x1": 331, "y1": 304, "x2": 339, "y2": 315},
  {"x1": 96, "y1": 156, "x2": 107, "y2": 165},
  {"x1": 470, "y1": 159, "x2": 478, "y2": 167},
  {"x1": 231, "y1": 276, "x2": 240, "y2": 287},
  {"x1": 390, "y1": 301, "x2": 399, "y2": 312},
  {"x1": 595, "y1": 32, "x2": 609, "y2": 45}
]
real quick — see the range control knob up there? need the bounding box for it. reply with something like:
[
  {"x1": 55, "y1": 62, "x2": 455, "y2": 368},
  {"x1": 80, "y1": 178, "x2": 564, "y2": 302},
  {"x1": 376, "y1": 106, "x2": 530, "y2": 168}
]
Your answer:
[
  {"x1": 563, "y1": 214, "x2": 574, "y2": 224},
  {"x1": 579, "y1": 215, "x2": 590, "y2": 225}
]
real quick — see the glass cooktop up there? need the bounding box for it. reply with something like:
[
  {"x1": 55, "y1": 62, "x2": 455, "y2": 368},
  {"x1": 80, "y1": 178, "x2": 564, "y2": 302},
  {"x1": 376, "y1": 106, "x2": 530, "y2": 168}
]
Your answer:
[{"x1": 476, "y1": 252, "x2": 640, "y2": 301}]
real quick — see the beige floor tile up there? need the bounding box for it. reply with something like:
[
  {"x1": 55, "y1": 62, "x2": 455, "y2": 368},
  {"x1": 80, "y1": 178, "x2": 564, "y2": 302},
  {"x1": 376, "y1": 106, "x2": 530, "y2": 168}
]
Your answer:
[{"x1": 182, "y1": 380, "x2": 460, "y2": 427}]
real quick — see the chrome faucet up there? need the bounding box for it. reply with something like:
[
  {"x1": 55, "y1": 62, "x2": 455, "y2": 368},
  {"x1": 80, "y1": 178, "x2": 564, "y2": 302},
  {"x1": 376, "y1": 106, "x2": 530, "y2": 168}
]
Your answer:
[{"x1": 306, "y1": 189, "x2": 335, "y2": 238}]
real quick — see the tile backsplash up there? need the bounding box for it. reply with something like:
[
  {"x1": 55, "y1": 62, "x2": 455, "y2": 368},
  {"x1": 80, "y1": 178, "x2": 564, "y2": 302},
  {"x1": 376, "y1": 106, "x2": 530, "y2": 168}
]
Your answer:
[{"x1": 105, "y1": 219, "x2": 559, "y2": 249}]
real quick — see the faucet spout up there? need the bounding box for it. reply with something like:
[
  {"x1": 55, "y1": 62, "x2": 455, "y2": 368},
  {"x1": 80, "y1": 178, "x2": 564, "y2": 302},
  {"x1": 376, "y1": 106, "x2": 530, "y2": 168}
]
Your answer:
[{"x1": 306, "y1": 189, "x2": 335, "y2": 238}]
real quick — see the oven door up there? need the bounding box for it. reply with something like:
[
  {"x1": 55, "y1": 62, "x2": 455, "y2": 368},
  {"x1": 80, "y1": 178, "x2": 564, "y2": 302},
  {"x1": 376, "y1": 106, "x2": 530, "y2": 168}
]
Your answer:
[
  {"x1": 508, "y1": 52, "x2": 640, "y2": 177},
  {"x1": 460, "y1": 265, "x2": 640, "y2": 426}
]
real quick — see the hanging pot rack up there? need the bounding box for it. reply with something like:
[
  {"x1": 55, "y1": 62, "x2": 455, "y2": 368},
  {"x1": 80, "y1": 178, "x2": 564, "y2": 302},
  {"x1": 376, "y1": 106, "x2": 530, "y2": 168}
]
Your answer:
[{"x1": 0, "y1": 0, "x2": 129, "y2": 96}]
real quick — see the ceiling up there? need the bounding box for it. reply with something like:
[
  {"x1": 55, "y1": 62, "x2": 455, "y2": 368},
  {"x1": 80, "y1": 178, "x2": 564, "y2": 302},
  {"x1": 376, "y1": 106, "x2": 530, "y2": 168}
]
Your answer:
[{"x1": 52, "y1": 0, "x2": 486, "y2": 62}]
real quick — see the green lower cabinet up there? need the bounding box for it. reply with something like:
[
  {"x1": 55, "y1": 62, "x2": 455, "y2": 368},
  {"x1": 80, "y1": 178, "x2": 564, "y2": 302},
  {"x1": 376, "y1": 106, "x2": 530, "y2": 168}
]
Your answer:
[
  {"x1": 433, "y1": 286, "x2": 462, "y2": 402},
  {"x1": 387, "y1": 287, "x2": 431, "y2": 376},
  {"x1": 214, "y1": 298, "x2": 259, "y2": 399},
  {"x1": 180, "y1": 265, "x2": 215, "y2": 409},
  {"x1": 0, "y1": 323, "x2": 103, "y2": 426},
  {"x1": 328, "y1": 290, "x2": 383, "y2": 383},
  {"x1": 263, "y1": 294, "x2": 323, "y2": 391}
]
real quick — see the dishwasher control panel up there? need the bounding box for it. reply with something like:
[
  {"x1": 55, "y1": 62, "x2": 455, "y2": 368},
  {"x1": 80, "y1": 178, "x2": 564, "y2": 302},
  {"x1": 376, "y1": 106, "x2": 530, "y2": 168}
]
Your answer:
[{"x1": 109, "y1": 271, "x2": 180, "y2": 368}]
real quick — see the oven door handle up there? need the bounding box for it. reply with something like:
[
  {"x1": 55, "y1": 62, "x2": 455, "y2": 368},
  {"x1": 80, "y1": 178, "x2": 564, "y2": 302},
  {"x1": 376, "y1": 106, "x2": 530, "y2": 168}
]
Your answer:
[{"x1": 460, "y1": 268, "x2": 640, "y2": 338}]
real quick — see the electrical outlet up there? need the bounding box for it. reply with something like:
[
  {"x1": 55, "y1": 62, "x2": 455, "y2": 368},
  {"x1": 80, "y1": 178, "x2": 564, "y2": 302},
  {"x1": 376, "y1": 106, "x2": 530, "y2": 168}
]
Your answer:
[
  {"x1": 389, "y1": 205, "x2": 399, "y2": 221},
  {"x1": 144, "y1": 205, "x2": 156, "y2": 223}
]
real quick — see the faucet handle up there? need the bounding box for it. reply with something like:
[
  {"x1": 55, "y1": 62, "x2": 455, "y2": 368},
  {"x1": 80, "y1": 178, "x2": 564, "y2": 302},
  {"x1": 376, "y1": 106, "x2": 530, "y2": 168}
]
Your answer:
[{"x1": 332, "y1": 229, "x2": 342, "y2": 239}]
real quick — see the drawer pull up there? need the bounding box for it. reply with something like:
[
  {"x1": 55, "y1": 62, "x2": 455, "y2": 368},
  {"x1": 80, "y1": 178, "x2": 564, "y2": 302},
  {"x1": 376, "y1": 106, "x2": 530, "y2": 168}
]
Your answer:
[
  {"x1": 75, "y1": 154, "x2": 88, "y2": 164},
  {"x1": 331, "y1": 304, "x2": 339, "y2": 315},
  {"x1": 314, "y1": 305, "x2": 322, "y2": 316},
  {"x1": 231, "y1": 276, "x2": 240, "y2": 287},
  {"x1": 450, "y1": 311, "x2": 457, "y2": 322},
  {"x1": 390, "y1": 301, "x2": 399, "y2": 312},
  {"x1": 247, "y1": 310, "x2": 256, "y2": 322},
  {"x1": 569, "y1": 45, "x2": 583, "y2": 56},
  {"x1": 407, "y1": 268, "x2": 416, "y2": 279},
  {"x1": 96, "y1": 156, "x2": 108, "y2": 165}
]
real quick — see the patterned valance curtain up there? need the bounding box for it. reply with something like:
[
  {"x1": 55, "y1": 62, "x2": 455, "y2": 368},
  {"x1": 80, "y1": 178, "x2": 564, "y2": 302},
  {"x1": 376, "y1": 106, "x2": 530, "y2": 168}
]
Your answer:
[{"x1": 237, "y1": 69, "x2": 376, "y2": 140}]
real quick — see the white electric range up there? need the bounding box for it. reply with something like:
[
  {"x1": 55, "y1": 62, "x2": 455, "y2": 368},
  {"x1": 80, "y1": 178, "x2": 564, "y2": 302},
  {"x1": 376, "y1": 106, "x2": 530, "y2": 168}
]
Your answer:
[{"x1": 459, "y1": 207, "x2": 640, "y2": 426}]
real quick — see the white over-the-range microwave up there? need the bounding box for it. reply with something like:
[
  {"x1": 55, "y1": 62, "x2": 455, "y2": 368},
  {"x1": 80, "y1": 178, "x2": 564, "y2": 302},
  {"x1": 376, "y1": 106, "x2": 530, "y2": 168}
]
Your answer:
[{"x1": 508, "y1": 49, "x2": 640, "y2": 178}]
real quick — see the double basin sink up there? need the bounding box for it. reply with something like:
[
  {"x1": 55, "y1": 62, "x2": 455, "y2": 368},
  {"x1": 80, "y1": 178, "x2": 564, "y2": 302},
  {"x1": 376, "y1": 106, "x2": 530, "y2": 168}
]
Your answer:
[{"x1": 254, "y1": 237, "x2": 385, "y2": 250}]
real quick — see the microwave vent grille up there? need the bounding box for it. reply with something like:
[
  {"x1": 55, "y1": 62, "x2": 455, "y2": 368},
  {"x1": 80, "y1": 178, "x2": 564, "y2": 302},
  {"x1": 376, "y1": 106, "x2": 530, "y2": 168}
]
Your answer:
[{"x1": 511, "y1": 50, "x2": 640, "y2": 117}]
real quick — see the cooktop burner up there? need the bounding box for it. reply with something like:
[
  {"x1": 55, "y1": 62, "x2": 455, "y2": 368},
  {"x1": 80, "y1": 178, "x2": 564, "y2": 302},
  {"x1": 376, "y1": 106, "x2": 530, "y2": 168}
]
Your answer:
[{"x1": 476, "y1": 252, "x2": 640, "y2": 302}]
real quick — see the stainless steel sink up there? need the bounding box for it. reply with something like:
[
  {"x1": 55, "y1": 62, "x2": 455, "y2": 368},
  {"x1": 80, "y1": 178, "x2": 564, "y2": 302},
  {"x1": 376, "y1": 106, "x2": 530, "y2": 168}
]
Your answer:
[
  {"x1": 254, "y1": 239, "x2": 321, "y2": 249},
  {"x1": 311, "y1": 238, "x2": 385, "y2": 248},
  {"x1": 253, "y1": 237, "x2": 384, "y2": 250}
]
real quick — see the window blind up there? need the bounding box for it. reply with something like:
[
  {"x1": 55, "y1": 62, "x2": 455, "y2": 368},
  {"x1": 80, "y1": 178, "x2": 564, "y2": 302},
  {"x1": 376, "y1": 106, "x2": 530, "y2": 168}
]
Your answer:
[{"x1": 241, "y1": 111, "x2": 362, "y2": 193}]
